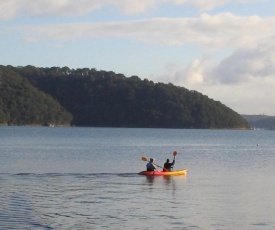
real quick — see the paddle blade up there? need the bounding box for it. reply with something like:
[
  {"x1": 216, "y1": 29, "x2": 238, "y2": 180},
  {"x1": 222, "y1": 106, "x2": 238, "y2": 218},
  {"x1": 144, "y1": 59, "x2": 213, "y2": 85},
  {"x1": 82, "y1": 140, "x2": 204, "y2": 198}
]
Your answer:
[
  {"x1": 173, "y1": 151, "x2": 178, "y2": 156},
  {"x1": 141, "y1": 156, "x2": 148, "y2": 162}
]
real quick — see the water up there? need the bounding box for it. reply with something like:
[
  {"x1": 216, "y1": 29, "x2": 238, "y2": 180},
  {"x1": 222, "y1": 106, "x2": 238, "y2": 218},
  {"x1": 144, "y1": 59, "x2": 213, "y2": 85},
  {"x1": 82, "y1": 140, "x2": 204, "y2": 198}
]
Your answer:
[{"x1": 0, "y1": 127, "x2": 275, "y2": 229}]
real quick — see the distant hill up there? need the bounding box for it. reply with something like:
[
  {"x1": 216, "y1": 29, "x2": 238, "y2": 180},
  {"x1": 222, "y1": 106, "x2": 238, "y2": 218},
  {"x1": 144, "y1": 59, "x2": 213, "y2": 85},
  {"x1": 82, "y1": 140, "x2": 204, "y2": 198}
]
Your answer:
[
  {"x1": 0, "y1": 66, "x2": 72, "y2": 126},
  {"x1": 1, "y1": 65, "x2": 250, "y2": 129},
  {"x1": 242, "y1": 114, "x2": 275, "y2": 130}
]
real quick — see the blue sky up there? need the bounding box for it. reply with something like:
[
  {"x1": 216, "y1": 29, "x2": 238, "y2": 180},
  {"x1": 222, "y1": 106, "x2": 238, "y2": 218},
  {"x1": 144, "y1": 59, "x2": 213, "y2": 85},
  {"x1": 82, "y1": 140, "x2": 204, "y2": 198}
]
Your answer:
[{"x1": 1, "y1": 0, "x2": 275, "y2": 115}]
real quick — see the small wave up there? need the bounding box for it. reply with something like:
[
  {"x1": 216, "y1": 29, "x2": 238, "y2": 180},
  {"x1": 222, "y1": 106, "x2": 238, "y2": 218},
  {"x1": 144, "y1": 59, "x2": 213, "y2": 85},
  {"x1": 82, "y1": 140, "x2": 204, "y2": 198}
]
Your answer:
[
  {"x1": 2, "y1": 172, "x2": 139, "y2": 177},
  {"x1": 252, "y1": 222, "x2": 270, "y2": 226}
]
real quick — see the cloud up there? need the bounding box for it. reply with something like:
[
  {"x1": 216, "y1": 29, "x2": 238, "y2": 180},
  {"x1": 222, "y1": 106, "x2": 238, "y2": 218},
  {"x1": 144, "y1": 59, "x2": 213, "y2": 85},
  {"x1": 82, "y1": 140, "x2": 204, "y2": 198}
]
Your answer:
[
  {"x1": 212, "y1": 45, "x2": 275, "y2": 84},
  {"x1": 115, "y1": 0, "x2": 158, "y2": 14},
  {"x1": 0, "y1": 0, "x2": 158, "y2": 20},
  {"x1": 0, "y1": 1, "x2": 21, "y2": 20},
  {"x1": 197, "y1": 76, "x2": 275, "y2": 115},
  {"x1": 0, "y1": 0, "x2": 105, "y2": 19},
  {"x1": 159, "y1": 44, "x2": 275, "y2": 87},
  {"x1": 164, "y1": 0, "x2": 266, "y2": 11},
  {"x1": 17, "y1": 13, "x2": 275, "y2": 48},
  {"x1": 156, "y1": 58, "x2": 209, "y2": 86},
  {"x1": 153, "y1": 31, "x2": 275, "y2": 92},
  {"x1": 0, "y1": 0, "x2": 268, "y2": 20},
  {"x1": 157, "y1": 54, "x2": 275, "y2": 114}
]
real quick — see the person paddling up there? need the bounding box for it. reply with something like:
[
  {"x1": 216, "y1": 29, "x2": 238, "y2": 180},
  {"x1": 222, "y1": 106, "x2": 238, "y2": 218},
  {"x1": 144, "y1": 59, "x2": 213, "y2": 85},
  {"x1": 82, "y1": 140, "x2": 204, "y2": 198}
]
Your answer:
[
  {"x1": 146, "y1": 158, "x2": 156, "y2": 171},
  {"x1": 163, "y1": 156, "x2": 175, "y2": 172}
]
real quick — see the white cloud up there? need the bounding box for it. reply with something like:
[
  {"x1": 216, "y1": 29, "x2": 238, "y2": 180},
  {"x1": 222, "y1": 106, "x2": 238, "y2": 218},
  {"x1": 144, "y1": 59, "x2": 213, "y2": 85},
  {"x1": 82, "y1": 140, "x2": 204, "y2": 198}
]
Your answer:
[
  {"x1": 160, "y1": 44, "x2": 275, "y2": 87},
  {"x1": 17, "y1": 13, "x2": 275, "y2": 48},
  {"x1": 115, "y1": 0, "x2": 157, "y2": 14},
  {"x1": 156, "y1": 58, "x2": 209, "y2": 86},
  {"x1": 212, "y1": 45, "x2": 275, "y2": 84},
  {"x1": 157, "y1": 57, "x2": 275, "y2": 114},
  {"x1": 0, "y1": 1, "x2": 21, "y2": 20},
  {"x1": 153, "y1": 40, "x2": 275, "y2": 115},
  {"x1": 0, "y1": 0, "x2": 105, "y2": 19},
  {"x1": 164, "y1": 0, "x2": 266, "y2": 11},
  {"x1": 0, "y1": 0, "x2": 158, "y2": 20},
  {"x1": 192, "y1": 76, "x2": 275, "y2": 115},
  {"x1": 0, "y1": 0, "x2": 268, "y2": 20}
]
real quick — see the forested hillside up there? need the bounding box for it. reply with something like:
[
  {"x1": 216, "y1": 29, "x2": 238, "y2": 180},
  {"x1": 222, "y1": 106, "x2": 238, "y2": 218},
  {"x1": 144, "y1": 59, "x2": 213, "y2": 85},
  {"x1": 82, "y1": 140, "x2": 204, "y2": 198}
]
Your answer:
[
  {"x1": 4, "y1": 65, "x2": 249, "y2": 129},
  {"x1": 0, "y1": 66, "x2": 72, "y2": 126},
  {"x1": 242, "y1": 114, "x2": 275, "y2": 130}
]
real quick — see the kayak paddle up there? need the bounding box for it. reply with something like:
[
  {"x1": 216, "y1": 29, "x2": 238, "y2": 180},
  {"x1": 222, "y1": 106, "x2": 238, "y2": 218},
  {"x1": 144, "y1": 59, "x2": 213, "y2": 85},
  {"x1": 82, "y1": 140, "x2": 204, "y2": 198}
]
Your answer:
[{"x1": 170, "y1": 151, "x2": 177, "y2": 170}]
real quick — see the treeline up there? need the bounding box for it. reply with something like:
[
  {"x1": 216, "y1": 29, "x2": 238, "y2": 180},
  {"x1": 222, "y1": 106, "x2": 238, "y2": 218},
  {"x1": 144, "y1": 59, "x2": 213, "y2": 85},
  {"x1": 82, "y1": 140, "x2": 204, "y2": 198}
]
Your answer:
[
  {"x1": 1, "y1": 65, "x2": 250, "y2": 129},
  {"x1": 0, "y1": 66, "x2": 72, "y2": 126}
]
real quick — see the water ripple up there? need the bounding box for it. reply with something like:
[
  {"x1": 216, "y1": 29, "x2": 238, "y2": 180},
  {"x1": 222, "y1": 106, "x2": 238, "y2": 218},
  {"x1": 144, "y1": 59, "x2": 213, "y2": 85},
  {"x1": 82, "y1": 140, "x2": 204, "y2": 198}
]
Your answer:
[{"x1": 0, "y1": 173, "x2": 156, "y2": 229}]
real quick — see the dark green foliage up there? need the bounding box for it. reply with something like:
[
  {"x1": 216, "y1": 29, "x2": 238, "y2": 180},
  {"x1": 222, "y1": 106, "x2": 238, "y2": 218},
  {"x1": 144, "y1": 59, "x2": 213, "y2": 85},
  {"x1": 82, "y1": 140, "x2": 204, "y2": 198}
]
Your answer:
[
  {"x1": 0, "y1": 66, "x2": 72, "y2": 126},
  {"x1": 9, "y1": 65, "x2": 250, "y2": 129}
]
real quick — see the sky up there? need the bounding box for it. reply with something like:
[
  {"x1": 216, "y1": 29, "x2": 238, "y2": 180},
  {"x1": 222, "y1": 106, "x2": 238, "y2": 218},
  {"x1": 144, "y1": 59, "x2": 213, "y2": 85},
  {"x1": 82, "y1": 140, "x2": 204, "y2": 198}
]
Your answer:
[{"x1": 1, "y1": 0, "x2": 275, "y2": 115}]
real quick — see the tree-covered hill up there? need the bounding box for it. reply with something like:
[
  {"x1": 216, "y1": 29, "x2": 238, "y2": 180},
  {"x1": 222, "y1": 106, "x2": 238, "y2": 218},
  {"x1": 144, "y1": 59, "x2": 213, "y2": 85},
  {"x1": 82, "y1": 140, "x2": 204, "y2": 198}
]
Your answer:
[
  {"x1": 0, "y1": 66, "x2": 72, "y2": 126},
  {"x1": 8, "y1": 65, "x2": 250, "y2": 129},
  {"x1": 242, "y1": 114, "x2": 275, "y2": 130}
]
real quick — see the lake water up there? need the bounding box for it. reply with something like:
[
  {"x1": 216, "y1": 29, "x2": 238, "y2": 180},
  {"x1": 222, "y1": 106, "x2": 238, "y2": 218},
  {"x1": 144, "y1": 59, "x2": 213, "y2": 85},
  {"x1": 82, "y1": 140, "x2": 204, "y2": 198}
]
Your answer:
[{"x1": 0, "y1": 127, "x2": 275, "y2": 230}]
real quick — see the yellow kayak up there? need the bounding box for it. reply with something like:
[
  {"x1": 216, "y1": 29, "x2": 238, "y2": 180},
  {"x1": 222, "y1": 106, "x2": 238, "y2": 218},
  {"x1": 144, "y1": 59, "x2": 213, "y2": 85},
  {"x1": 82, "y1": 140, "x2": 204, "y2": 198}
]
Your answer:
[{"x1": 138, "y1": 169, "x2": 187, "y2": 176}]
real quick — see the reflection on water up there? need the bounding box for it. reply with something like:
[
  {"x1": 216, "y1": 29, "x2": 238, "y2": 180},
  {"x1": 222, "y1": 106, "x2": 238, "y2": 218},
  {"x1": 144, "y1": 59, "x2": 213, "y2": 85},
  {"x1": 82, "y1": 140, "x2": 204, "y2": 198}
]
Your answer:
[
  {"x1": 144, "y1": 174, "x2": 187, "y2": 186},
  {"x1": 145, "y1": 175, "x2": 155, "y2": 184},
  {"x1": 143, "y1": 174, "x2": 188, "y2": 198}
]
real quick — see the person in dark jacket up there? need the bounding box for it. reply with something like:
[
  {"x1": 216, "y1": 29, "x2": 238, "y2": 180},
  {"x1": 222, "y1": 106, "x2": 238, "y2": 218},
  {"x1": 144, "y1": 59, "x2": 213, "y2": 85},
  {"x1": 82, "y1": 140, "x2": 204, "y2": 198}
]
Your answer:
[
  {"x1": 163, "y1": 158, "x2": 175, "y2": 171},
  {"x1": 146, "y1": 158, "x2": 156, "y2": 171}
]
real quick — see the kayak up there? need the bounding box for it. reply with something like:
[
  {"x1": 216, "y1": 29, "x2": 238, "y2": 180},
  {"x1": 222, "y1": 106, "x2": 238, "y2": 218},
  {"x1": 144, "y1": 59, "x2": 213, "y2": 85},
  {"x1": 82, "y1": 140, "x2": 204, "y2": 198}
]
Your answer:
[{"x1": 138, "y1": 169, "x2": 187, "y2": 176}]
